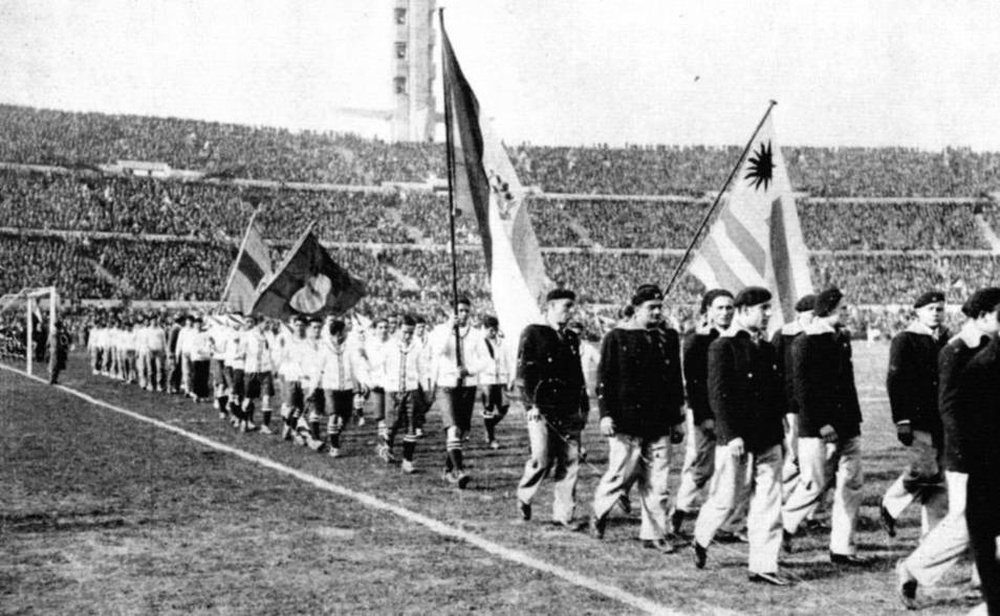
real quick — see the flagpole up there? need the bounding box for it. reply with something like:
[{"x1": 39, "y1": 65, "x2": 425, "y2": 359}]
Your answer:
[
  {"x1": 217, "y1": 208, "x2": 261, "y2": 313},
  {"x1": 664, "y1": 100, "x2": 778, "y2": 296},
  {"x1": 439, "y1": 8, "x2": 464, "y2": 371}
]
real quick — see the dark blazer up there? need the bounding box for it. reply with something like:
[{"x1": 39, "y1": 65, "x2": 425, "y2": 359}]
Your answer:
[
  {"x1": 598, "y1": 326, "x2": 684, "y2": 438},
  {"x1": 957, "y1": 335, "x2": 1000, "y2": 477},
  {"x1": 708, "y1": 329, "x2": 785, "y2": 453},
  {"x1": 938, "y1": 327, "x2": 990, "y2": 474},
  {"x1": 771, "y1": 323, "x2": 804, "y2": 416},
  {"x1": 683, "y1": 328, "x2": 720, "y2": 424},
  {"x1": 791, "y1": 323, "x2": 862, "y2": 439},
  {"x1": 516, "y1": 323, "x2": 588, "y2": 429},
  {"x1": 887, "y1": 323, "x2": 948, "y2": 437}
]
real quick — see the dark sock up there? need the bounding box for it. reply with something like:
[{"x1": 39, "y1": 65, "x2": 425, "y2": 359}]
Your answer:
[
  {"x1": 449, "y1": 448, "x2": 464, "y2": 472},
  {"x1": 444, "y1": 451, "x2": 454, "y2": 472},
  {"x1": 244, "y1": 403, "x2": 254, "y2": 424},
  {"x1": 403, "y1": 440, "x2": 416, "y2": 462},
  {"x1": 329, "y1": 432, "x2": 340, "y2": 449},
  {"x1": 484, "y1": 417, "x2": 497, "y2": 442},
  {"x1": 310, "y1": 421, "x2": 321, "y2": 440},
  {"x1": 262, "y1": 411, "x2": 271, "y2": 427}
]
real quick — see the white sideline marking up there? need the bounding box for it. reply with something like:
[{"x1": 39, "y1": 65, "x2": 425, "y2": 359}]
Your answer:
[{"x1": 1, "y1": 365, "x2": 697, "y2": 616}]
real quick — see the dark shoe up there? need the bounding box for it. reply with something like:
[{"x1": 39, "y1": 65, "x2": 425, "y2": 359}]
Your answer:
[
  {"x1": 692, "y1": 541, "x2": 708, "y2": 569},
  {"x1": 590, "y1": 514, "x2": 608, "y2": 540},
  {"x1": 782, "y1": 530, "x2": 795, "y2": 554},
  {"x1": 518, "y1": 501, "x2": 532, "y2": 521},
  {"x1": 803, "y1": 518, "x2": 830, "y2": 532},
  {"x1": 643, "y1": 538, "x2": 678, "y2": 554},
  {"x1": 880, "y1": 505, "x2": 897, "y2": 538},
  {"x1": 552, "y1": 519, "x2": 585, "y2": 532},
  {"x1": 670, "y1": 509, "x2": 686, "y2": 535},
  {"x1": 830, "y1": 552, "x2": 872, "y2": 566},
  {"x1": 896, "y1": 561, "x2": 918, "y2": 610},
  {"x1": 617, "y1": 494, "x2": 633, "y2": 515},
  {"x1": 749, "y1": 571, "x2": 792, "y2": 586},
  {"x1": 716, "y1": 530, "x2": 748, "y2": 544},
  {"x1": 455, "y1": 471, "x2": 470, "y2": 490}
]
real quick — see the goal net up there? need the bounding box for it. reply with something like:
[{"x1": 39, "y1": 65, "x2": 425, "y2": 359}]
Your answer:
[{"x1": 0, "y1": 286, "x2": 59, "y2": 377}]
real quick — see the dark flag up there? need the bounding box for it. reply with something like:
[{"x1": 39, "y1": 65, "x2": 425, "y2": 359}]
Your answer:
[
  {"x1": 440, "y1": 15, "x2": 547, "y2": 343},
  {"x1": 251, "y1": 228, "x2": 365, "y2": 320}
]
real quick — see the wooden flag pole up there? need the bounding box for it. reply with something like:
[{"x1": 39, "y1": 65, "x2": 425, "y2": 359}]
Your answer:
[
  {"x1": 663, "y1": 100, "x2": 778, "y2": 297},
  {"x1": 439, "y1": 8, "x2": 464, "y2": 372}
]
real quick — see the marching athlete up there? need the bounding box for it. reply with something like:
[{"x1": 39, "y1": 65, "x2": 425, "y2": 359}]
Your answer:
[
  {"x1": 590, "y1": 284, "x2": 686, "y2": 552},
  {"x1": 515, "y1": 290, "x2": 588, "y2": 528},
  {"x1": 692, "y1": 287, "x2": 789, "y2": 585}
]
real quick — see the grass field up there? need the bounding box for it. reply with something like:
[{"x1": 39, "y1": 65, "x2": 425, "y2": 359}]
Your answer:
[{"x1": 0, "y1": 344, "x2": 984, "y2": 615}]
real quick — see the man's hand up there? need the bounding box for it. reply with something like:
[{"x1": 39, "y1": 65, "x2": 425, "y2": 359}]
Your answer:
[
  {"x1": 670, "y1": 421, "x2": 685, "y2": 444},
  {"x1": 896, "y1": 422, "x2": 914, "y2": 446},
  {"x1": 527, "y1": 406, "x2": 541, "y2": 422},
  {"x1": 819, "y1": 424, "x2": 838, "y2": 443},
  {"x1": 700, "y1": 418, "x2": 716, "y2": 440},
  {"x1": 728, "y1": 437, "x2": 746, "y2": 457},
  {"x1": 599, "y1": 416, "x2": 615, "y2": 437}
]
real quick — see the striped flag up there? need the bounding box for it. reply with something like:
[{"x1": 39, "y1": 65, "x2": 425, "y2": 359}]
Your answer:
[
  {"x1": 687, "y1": 113, "x2": 812, "y2": 333},
  {"x1": 441, "y1": 16, "x2": 547, "y2": 345},
  {"x1": 220, "y1": 216, "x2": 272, "y2": 313}
]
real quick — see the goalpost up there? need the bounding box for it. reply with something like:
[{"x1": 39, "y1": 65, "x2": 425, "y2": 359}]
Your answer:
[{"x1": 0, "y1": 286, "x2": 59, "y2": 376}]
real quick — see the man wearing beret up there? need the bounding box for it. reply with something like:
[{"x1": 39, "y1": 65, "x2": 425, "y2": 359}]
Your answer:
[
  {"x1": 672, "y1": 289, "x2": 734, "y2": 535},
  {"x1": 691, "y1": 287, "x2": 789, "y2": 585},
  {"x1": 772, "y1": 294, "x2": 815, "y2": 500},
  {"x1": 515, "y1": 289, "x2": 588, "y2": 528},
  {"x1": 880, "y1": 291, "x2": 950, "y2": 540},
  {"x1": 590, "y1": 284, "x2": 686, "y2": 552},
  {"x1": 782, "y1": 287, "x2": 868, "y2": 565},
  {"x1": 896, "y1": 287, "x2": 1000, "y2": 609}
]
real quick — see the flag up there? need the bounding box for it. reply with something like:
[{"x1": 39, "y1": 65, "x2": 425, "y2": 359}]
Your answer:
[
  {"x1": 440, "y1": 16, "x2": 547, "y2": 343},
  {"x1": 221, "y1": 217, "x2": 272, "y2": 313},
  {"x1": 687, "y1": 113, "x2": 813, "y2": 334},
  {"x1": 251, "y1": 228, "x2": 365, "y2": 320}
]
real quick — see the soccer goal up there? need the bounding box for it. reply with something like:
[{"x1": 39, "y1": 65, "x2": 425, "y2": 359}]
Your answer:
[{"x1": 0, "y1": 286, "x2": 59, "y2": 376}]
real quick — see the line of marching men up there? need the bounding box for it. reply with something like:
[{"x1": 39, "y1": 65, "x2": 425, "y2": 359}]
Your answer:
[
  {"x1": 84, "y1": 301, "x2": 520, "y2": 487},
  {"x1": 518, "y1": 282, "x2": 998, "y2": 613}
]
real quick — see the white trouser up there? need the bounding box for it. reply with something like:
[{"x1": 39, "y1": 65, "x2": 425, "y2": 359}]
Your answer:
[
  {"x1": 516, "y1": 416, "x2": 580, "y2": 525},
  {"x1": 904, "y1": 471, "x2": 972, "y2": 586},
  {"x1": 593, "y1": 434, "x2": 673, "y2": 541},
  {"x1": 783, "y1": 435, "x2": 863, "y2": 555},
  {"x1": 781, "y1": 413, "x2": 800, "y2": 500},
  {"x1": 694, "y1": 444, "x2": 783, "y2": 574},
  {"x1": 675, "y1": 408, "x2": 715, "y2": 513},
  {"x1": 881, "y1": 430, "x2": 948, "y2": 536}
]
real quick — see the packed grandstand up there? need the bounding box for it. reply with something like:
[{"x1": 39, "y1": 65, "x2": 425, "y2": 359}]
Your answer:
[{"x1": 3, "y1": 103, "x2": 1000, "y2": 350}]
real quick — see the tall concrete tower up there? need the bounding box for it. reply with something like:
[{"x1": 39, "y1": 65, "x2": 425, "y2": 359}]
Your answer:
[{"x1": 391, "y1": 0, "x2": 436, "y2": 142}]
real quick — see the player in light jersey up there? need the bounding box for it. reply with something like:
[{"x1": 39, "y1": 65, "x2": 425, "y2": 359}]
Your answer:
[
  {"x1": 319, "y1": 319, "x2": 369, "y2": 457},
  {"x1": 295, "y1": 317, "x2": 329, "y2": 451},
  {"x1": 475, "y1": 316, "x2": 514, "y2": 450}
]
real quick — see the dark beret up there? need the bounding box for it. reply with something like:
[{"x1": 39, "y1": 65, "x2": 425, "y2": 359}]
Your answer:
[
  {"x1": 546, "y1": 288, "x2": 576, "y2": 303},
  {"x1": 733, "y1": 286, "x2": 772, "y2": 308},
  {"x1": 961, "y1": 287, "x2": 1000, "y2": 317},
  {"x1": 631, "y1": 284, "x2": 664, "y2": 306},
  {"x1": 913, "y1": 290, "x2": 945, "y2": 309},
  {"x1": 794, "y1": 294, "x2": 816, "y2": 313},
  {"x1": 456, "y1": 296, "x2": 472, "y2": 307},
  {"x1": 700, "y1": 288, "x2": 734, "y2": 314},
  {"x1": 482, "y1": 315, "x2": 499, "y2": 329},
  {"x1": 813, "y1": 287, "x2": 844, "y2": 317}
]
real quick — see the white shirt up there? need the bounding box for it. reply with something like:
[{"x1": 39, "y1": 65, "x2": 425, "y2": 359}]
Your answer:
[
  {"x1": 429, "y1": 322, "x2": 481, "y2": 387},
  {"x1": 318, "y1": 339, "x2": 362, "y2": 391},
  {"x1": 242, "y1": 329, "x2": 271, "y2": 373},
  {"x1": 475, "y1": 335, "x2": 513, "y2": 386},
  {"x1": 378, "y1": 338, "x2": 427, "y2": 393}
]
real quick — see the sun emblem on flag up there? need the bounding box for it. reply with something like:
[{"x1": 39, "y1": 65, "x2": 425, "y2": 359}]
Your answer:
[
  {"x1": 745, "y1": 141, "x2": 774, "y2": 191},
  {"x1": 488, "y1": 169, "x2": 517, "y2": 220}
]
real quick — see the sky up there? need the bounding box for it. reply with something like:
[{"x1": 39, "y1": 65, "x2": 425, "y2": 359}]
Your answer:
[{"x1": 1, "y1": 0, "x2": 999, "y2": 150}]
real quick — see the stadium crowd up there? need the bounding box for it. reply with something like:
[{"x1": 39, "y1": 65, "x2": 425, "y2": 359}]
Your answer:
[{"x1": 6, "y1": 104, "x2": 1000, "y2": 197}]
